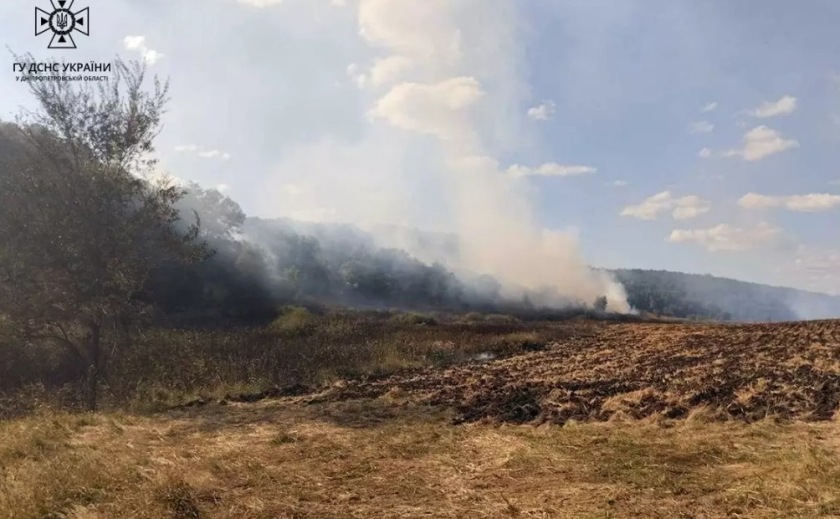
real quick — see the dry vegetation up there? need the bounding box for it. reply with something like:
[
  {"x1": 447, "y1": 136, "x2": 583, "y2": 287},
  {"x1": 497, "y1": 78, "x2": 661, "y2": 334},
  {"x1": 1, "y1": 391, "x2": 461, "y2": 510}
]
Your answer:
[
  {"x1": 324, "y1": 319, "x2": 840, "y2": 425},
  {"x1": 2, "y1": 401, "x2": 840, "y2": 518},
  {"x1": 3, "y1": 316, "x2": 840, "y2": 518},
  {"x1": 0, "y1": 309, "x2": 556, "y2": 417}
]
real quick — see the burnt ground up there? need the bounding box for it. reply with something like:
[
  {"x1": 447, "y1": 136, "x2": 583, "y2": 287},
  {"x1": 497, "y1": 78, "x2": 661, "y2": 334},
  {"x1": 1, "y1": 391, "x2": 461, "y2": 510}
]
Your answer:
[{"x1": 313, "y1": 319, "x2": 840, "y2": 425}]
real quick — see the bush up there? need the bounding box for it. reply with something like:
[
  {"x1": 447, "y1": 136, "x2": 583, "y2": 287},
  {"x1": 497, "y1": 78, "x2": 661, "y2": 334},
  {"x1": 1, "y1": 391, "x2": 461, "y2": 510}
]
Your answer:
[
  {"x1": 269, "y1": 306, "x2": 316, "y2": 336},
  {"x1": 389, "y1": 312, "x2": 438, "y2": 327},
  {"x1": 456, "y1": 312, "x2": 485, "y2": 324}
]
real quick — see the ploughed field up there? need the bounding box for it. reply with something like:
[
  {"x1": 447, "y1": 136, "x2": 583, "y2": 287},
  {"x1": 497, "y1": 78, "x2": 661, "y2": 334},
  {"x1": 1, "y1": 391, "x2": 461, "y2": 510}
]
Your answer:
[
  {"x1": 317, "y1": 319, "x2": 840, "y2": 425},
  {"x1": 5, "y1": 319, "x2": 840, "y2": 519}
]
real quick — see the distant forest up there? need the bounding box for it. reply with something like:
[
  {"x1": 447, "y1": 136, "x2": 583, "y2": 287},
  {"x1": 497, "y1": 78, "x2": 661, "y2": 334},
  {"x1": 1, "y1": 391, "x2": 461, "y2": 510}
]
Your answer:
[
  {"x1": 163, "y1": 181, "x2": 840, "y2": 323},
  {"x1": 611, "y1": 269, "x2": 840, "y2": 322},
  {"x1": 3, "y1": 122, "x2": 838, "y2": 325}
]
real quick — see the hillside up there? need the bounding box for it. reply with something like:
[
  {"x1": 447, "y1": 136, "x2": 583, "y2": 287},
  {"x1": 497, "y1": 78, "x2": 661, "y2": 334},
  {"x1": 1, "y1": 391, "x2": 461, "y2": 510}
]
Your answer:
[
  {"x1": 243, "y1": 218, "x2": 840, "y2": 322},
  {"x1": 611, "y1": 269, "x2": 840, "y2": 322}
]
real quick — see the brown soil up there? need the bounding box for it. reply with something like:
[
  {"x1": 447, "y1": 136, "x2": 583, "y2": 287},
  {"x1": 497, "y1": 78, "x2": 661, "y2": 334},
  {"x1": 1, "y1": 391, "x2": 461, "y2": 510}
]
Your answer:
[{"x1": 314, "y1": 319, "x2": 840, "y2": 425}]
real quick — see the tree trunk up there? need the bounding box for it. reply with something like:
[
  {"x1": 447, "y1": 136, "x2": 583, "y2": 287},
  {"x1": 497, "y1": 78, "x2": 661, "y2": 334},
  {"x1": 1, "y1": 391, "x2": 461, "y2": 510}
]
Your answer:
[{"x1": 85, "y1": 324, "x2": 102, "y2": 411}]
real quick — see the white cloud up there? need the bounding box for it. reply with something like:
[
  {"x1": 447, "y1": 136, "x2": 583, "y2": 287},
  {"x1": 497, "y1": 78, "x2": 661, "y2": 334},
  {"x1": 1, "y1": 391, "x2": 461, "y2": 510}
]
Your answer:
[
  {"x1": 216, "y1": 184, "x2": 231, "y2": 194},
  {"x1": 702, "y1": 101, "x2": 718, "y2": 113},
  {"x1": 358, "y1": 0, "x2": 463, "y2": 63},
  {"x1": 369, "y1": 77, "x2": 484, "y2": 140},
  {"x1": 349, "y1": 57, "x2": 415, "y2": 89},
  {"x1": 698, "y1": 147, "x2": 713, "y2": 158},
  {"x1": 672, "y1": 200, "x2": 711, "y2": 220},
  {"x1": 750, "y1": 95, "x2": 797, "y2": 118},
  {"x1": 669, "y1": 223, "x2": 783, "y2": 252},
  {"x1": 612, "y1": 180, "x2": 628, "y2": 187},
  {"x1": 176, "y1": 145, "x2": 231, "y2": 160},
  {"x1": 141, "y1": 50, "x2": 164, "y2": 66},
  {"x1": 723, "y1": 126, "x2": 799, "y2": 161},
  {"x1": 122, "y1": 35, "x2": 165, "y2": 66},
  {"x1": 368, "y1": 56, "x2": 413, "y2": 88},
  {"x1": 527, "y1": 100, "x2": 556, "y2": 121},
  {"x1": 689, "y1": 121, "x2": 714, "y2": 133},
  {"x1": 621, "y1": 191, "x2": 710, "y2": 221},
  {"x1": 507, "y1": 163, "x2": 596, "y2": 179},
  {"x1": 738, "y1": 193, "x2": 840, "y2": 212},
  {"x1": 123, "y1": 35, "x2": 145, "y2": 50},
  {"x1": 829, "y1": 179, "x2": 840, "y2": 186}
]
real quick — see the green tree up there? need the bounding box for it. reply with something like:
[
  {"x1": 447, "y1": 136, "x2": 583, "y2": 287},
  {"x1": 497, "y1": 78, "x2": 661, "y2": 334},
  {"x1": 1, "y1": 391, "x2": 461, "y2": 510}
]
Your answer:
[{"x1": 0, "y1": 57, "x2": 207, "y2": 410}]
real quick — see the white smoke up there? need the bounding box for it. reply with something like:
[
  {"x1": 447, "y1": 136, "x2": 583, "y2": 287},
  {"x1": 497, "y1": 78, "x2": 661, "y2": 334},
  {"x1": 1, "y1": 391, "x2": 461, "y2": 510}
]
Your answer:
[{"x1": 263, "y1": 0, "x2": 630, "y2": 312}]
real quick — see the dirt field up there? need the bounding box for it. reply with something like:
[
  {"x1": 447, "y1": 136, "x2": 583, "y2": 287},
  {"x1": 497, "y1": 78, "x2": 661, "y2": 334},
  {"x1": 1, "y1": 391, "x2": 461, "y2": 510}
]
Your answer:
[
  {"x1": 315, "y1": 319, "x2": 840, "y2": 425},
  {"x1": 2, "y1": 319, "x2": 840, "y2": 518}
]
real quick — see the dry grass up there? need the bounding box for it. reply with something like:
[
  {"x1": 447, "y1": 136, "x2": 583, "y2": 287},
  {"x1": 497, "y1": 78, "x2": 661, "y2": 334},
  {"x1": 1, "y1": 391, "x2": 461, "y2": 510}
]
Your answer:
[
  {"x1": 4, "y1": 317, "x2": 840, "y2": 517},
  {"x1": 0, "y1": 310, "x2": 560, "y2": 417},
  {"x1": 2, "y1": 399, "x2": 840, "y2": 519}
]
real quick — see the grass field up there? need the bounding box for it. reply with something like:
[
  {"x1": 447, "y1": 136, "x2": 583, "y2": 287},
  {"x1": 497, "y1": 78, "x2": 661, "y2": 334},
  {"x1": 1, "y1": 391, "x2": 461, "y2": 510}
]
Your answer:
[
  {"x1": 2, "y1": 401, "x2": 840, "y2": 518},
  {"x1": 2, "y1": 317, "x2": 840, "y2": 518}
]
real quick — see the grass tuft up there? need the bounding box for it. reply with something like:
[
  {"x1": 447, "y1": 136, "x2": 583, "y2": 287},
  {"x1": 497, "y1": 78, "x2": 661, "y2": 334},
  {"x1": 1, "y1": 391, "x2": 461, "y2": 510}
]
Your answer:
[
  {"x1": 156, "y1": 478, "x2": 201, "y2": 519},
  {"x1": 268, "y1": 306, "x2": 316, "y2": 336}
]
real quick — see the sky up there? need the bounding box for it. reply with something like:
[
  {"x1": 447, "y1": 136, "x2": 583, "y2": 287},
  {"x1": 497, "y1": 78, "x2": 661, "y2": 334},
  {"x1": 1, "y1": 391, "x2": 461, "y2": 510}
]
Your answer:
[{"x1": 1, "y1": 0, "x2": 839, "y2": 296}]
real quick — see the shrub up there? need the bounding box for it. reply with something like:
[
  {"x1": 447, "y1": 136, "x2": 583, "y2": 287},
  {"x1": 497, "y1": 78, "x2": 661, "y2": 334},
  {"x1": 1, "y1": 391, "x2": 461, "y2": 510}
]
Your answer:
[
  {"x1": 389, "y1": 312, "x2": 438, "y2": 327},
  {"x1": 269, "y1": 306, "x2": 316, "y2": 336},
  {"x1": 456, "y1": 312, "x2": 485, "y2": 324},
  {"x1": 156, "y1": 478, "x2": 201, "y2": 519}
]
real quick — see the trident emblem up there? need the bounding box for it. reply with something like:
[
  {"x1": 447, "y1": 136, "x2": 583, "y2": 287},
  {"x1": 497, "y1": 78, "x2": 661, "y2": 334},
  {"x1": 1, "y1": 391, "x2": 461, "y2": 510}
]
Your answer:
[
  {"x1": 35, "y1": 0, "x2": 90, "y2": 49},
  {"x1": 55, "y1": 12, "x2": 69, "y2": 31}
]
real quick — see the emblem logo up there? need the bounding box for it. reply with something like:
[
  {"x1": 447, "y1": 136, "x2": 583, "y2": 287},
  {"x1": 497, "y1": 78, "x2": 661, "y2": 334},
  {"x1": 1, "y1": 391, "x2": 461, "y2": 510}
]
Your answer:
[{"x1": 35, "y1": 0, "x2": 89, "y2": 49}]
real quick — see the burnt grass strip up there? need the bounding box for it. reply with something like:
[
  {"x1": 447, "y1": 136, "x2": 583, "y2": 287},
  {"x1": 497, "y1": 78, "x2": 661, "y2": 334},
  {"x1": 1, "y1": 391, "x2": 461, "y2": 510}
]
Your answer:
[{"x1": 172, "y1": 384, "x2": 316, "y2": 410}]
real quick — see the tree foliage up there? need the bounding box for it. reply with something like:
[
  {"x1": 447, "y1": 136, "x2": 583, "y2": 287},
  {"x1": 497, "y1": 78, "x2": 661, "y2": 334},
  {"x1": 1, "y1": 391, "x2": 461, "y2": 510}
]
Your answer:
[{"x1": 0, "y1": 57, "x2": 207, "y2": 409}]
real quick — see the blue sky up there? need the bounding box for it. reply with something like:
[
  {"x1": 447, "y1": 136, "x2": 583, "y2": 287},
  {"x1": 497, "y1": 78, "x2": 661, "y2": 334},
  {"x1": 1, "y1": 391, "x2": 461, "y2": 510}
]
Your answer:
[{"x1": 1, "y1": 0, "x2": 839, "y2": 296}]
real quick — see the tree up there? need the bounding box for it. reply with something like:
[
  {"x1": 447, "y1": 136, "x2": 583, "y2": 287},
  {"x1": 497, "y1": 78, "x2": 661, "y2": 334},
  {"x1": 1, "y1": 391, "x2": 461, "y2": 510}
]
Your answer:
[
  {"x1": 0, "y1": 56, "x2": 207, "y2": 410},
  {"x1": 175, "y1": 182, "x2": 246, "y2": 242},
  {"x1": 144, "y1": 182, "x2": 267, "y2": 317}
]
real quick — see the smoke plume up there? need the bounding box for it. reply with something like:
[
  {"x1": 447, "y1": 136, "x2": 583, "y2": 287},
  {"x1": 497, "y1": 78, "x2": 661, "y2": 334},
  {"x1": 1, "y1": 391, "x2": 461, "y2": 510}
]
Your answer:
[{"x1": 261, "y1": 0, "x2": 630, "y2": 312}]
